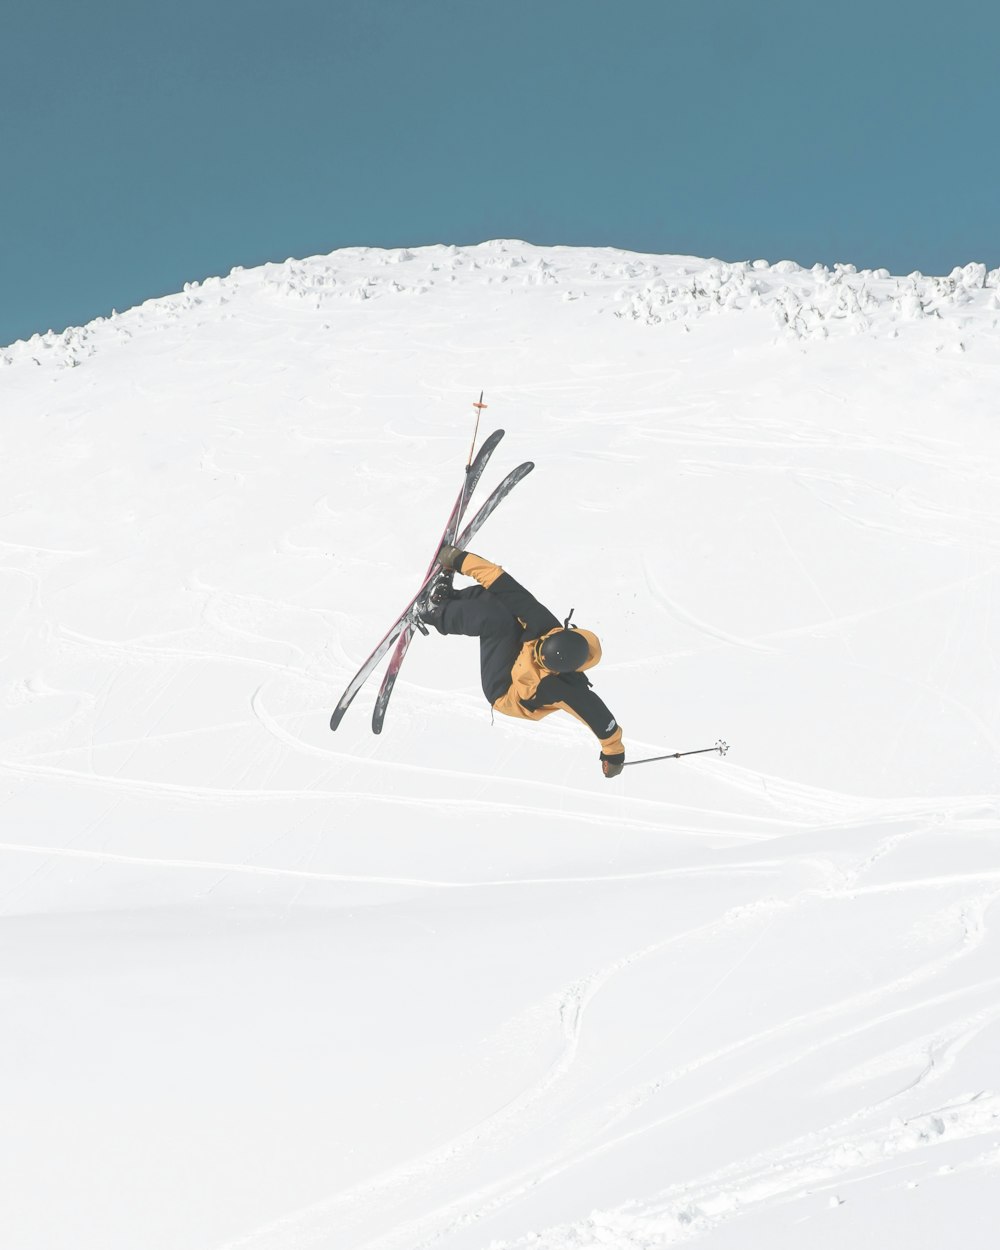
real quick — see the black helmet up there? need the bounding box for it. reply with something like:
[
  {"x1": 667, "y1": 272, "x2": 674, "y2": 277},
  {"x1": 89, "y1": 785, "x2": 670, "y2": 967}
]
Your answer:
[{"x1": 536, "y1": 628, "x2": 589, "y2": 673}]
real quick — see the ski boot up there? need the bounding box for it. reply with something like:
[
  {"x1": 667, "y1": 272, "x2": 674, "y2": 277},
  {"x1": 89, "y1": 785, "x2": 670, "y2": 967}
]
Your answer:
[{"x1": 411, "y1": 570, "x2": 455, "y2": 635}]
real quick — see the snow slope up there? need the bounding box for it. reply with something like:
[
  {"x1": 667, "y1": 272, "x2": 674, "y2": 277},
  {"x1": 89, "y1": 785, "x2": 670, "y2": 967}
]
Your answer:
[{"x1": 2, "y1": 242, "x2": 999, "y2": 1249}]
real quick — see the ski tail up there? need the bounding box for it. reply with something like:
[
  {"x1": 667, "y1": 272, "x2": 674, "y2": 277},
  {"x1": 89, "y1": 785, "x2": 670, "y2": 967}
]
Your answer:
[
  {"x1": 370, "y1": 625, "x2": 414, "y2": 733},
  {"x1": 329, "y1": 616, "x2": 409, "y2": 731}
]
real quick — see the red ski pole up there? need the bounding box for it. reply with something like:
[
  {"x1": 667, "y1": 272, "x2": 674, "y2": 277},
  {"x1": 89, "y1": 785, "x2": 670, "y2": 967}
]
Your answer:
[
  {"x1": 468, "y1": 390, "x2": 487, "y2": 467},
  {"x1": 458, "y1": 391, "x2": 487, "y2": 518}
]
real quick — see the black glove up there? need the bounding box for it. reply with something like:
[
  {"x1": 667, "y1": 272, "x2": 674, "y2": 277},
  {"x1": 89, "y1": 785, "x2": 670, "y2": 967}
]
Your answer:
[
  {"x1": 437, "y1": 544, "x2": 465, "y2": 572},
  {"x1": 600, "y1": 751, "x2": 625, "y2": 779}
]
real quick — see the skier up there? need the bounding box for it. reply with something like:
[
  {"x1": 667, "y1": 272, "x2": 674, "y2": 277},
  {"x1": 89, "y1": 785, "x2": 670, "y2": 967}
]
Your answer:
[{"x1": 418, "y1": 546, "x2": 625, "y2": 778}]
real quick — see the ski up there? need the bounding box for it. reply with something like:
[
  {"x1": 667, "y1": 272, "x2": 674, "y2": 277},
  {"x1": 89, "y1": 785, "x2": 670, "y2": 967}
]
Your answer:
[
  {"x1": 371, "y1": 426, "x2": 504, "y2": 734},
  {"x1": 454, "y1": 460, "x2": 533, "y2": 549},
  {"x1": 331, "y1": 429, "x2": 505, "y2": 735},
  {"x1": 329, "y1": 458, "x2": 534, "y2": 732}
]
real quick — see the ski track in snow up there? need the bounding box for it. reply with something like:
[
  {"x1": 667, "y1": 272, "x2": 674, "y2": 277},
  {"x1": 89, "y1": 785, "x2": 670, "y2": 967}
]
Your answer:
[
  {"x1": 0, "y1": 840, "x2": 792, "y2": 892},
  {"x1": 212, "y1": 884, "x2": 1000, "y2": 1250},
  {"x1": 3, "y1": 241, "x2": 1000, "y2": 1250},
  {"x1": 211, "y1": 904, "x2": 788, "y2": 1250}
]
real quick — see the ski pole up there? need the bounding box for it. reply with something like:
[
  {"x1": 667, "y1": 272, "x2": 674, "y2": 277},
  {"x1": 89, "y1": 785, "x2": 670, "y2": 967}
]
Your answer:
[
  {"x1": 458, "y1": 391, "x2": 487, "y2": 519},
  {"x1": 468, "y1": 390, "x2": 487, "y2": 467},
  {"x1": 623, "y1": 740, "x2": 730, "y2": 768}
]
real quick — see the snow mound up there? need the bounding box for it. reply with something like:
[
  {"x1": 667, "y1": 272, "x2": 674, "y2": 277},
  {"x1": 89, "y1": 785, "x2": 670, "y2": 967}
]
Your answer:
[
  {"x1": 4, "y1": 243, "x2": 998, "y2": 371},
  {"x1": 2, "y1": 241, "x2": 998, "y2": 1250}
]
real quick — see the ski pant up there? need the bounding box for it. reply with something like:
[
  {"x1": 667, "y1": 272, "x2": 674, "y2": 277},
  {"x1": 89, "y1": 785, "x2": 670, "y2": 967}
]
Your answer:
[{"x1": 435, "y1": 572, "x2": 560, "y2": 704}]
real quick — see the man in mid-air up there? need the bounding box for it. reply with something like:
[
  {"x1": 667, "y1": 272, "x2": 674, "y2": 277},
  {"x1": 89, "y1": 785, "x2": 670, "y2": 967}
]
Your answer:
[{"x1": 418, "y1": 546, "x2": 625, "y2": 778}]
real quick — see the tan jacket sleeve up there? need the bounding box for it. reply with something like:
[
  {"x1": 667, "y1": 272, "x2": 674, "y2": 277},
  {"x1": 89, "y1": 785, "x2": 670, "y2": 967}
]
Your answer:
[{"x1": 457, "y1": 552, "x2": 504, "y2": 589}]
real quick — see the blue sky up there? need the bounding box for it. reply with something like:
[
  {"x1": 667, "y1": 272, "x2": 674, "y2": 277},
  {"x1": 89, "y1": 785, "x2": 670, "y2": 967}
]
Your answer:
[{"x1": 2, "y1": 0, "x2": 998, "y2": 345}]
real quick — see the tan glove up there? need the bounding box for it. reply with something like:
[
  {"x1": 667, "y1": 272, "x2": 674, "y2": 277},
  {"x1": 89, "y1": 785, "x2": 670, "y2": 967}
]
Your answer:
[{"x1": 437, "y1": 544, "x2": 465, "y2": 572}]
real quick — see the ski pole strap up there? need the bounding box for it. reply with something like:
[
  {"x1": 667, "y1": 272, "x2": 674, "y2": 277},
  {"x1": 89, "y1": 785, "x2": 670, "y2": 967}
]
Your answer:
[{"x1": 623, "y1": 740, "x2": 729, "y2": 768}]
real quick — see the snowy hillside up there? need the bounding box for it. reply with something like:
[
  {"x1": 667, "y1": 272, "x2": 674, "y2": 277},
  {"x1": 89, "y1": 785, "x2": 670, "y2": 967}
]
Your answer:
[{"x1": 2, "y1": 241, "x2": 999, "y2": 1249}]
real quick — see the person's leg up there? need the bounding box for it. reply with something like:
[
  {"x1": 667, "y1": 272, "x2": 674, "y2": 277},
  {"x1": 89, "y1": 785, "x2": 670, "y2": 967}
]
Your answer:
[
  {"x1": 479, "y1": 571, "x2": 561, "y2": 639},
  {"x1": 478, "y1": 616, "x2": 525, "y2": 703},
  {"x1": 435, "y1": 586, "x2": 501, "y2": 637},
  {"x1": 436, "y1": 587, "x2": 524, "y2": 702}
]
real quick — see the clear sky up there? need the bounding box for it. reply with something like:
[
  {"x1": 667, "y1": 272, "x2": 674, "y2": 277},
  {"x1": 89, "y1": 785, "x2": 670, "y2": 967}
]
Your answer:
[{"x1": 2, "y1": 0, "x2": 998, "y2": 345}]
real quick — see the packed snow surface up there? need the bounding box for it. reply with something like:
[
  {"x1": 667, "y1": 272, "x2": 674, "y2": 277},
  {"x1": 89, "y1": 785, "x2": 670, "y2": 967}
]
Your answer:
[{"x1": 2, "y1": 242, "x2": 999, "y2": 1249}]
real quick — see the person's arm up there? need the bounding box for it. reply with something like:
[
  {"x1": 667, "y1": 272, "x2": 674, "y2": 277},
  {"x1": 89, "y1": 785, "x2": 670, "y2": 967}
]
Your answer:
[{"x1": 523, "y1": 672, "x2": 625, "y2": 758}]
